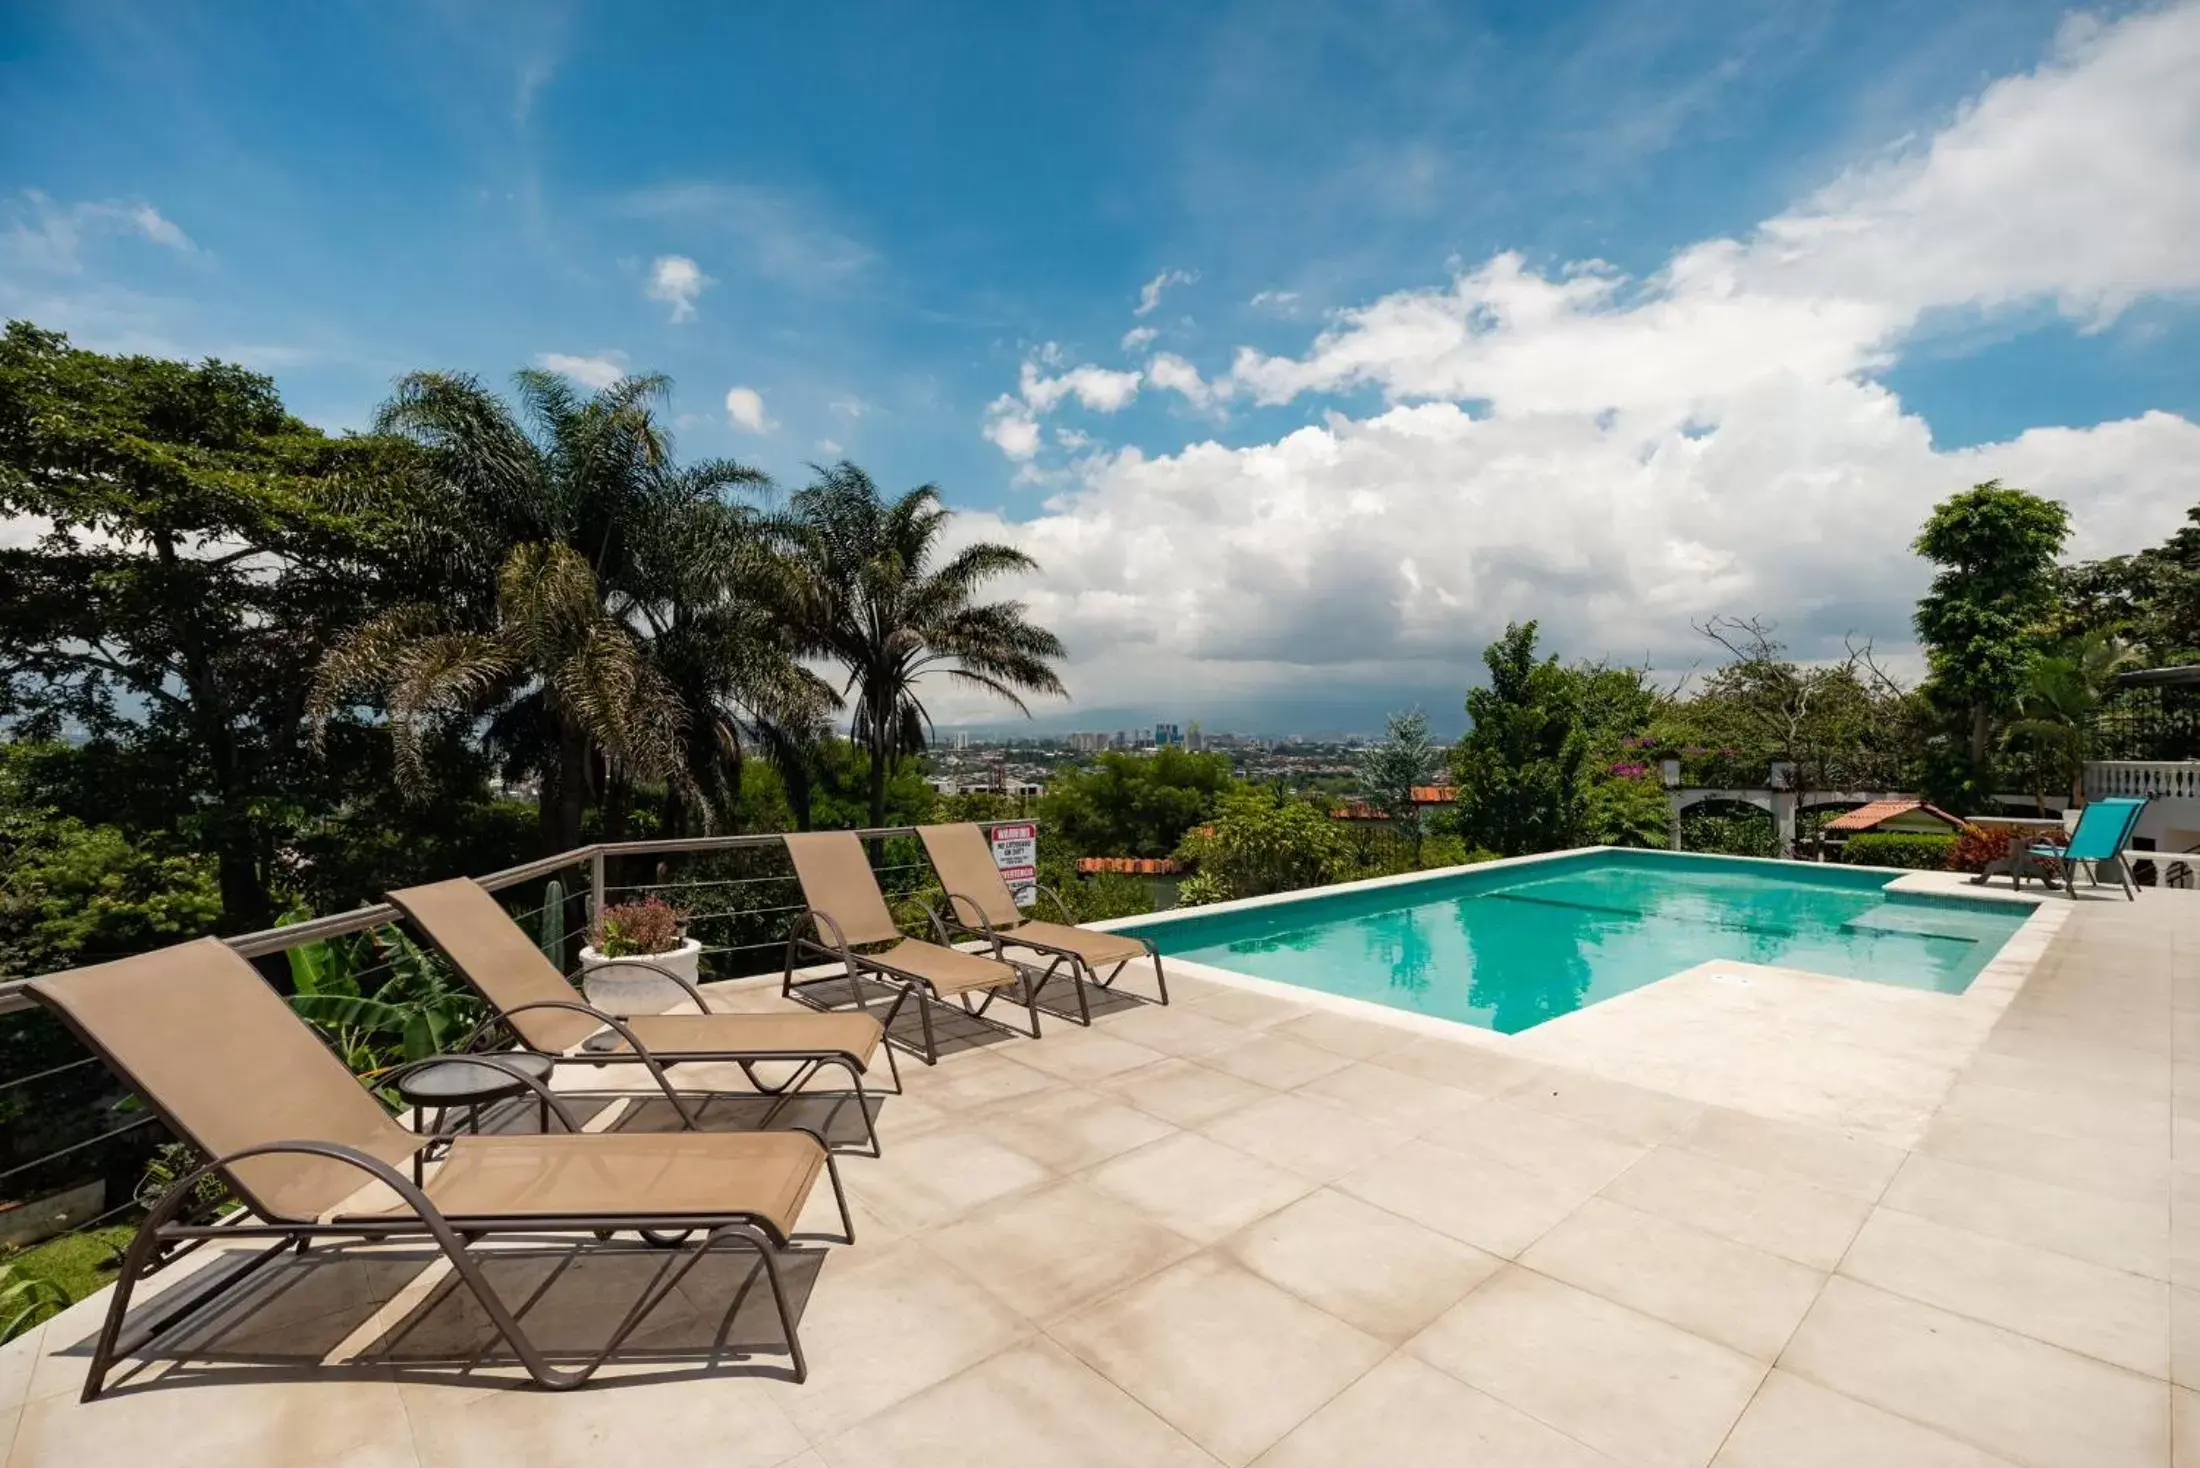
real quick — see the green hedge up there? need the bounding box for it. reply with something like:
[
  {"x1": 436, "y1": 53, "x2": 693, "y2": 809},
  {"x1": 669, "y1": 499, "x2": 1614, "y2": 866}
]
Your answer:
[{"x1": 1840, "y1": 831, "x2": 1958, "y2": 870}]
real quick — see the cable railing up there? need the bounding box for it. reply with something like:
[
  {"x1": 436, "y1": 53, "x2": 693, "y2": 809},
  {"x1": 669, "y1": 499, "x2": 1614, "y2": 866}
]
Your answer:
[{"x1": 0, "y1": 822, "x2": 1031, "y2": 1294}]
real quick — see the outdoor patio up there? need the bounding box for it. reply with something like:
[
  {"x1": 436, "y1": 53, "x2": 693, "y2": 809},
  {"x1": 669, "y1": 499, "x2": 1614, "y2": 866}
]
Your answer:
[{"x1": 3, "y1": 886, "x2": 2196, "y2": 1468}]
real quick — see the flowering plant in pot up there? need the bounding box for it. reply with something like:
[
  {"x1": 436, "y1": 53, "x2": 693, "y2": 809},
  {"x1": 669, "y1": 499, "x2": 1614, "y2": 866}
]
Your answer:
[{"x1": 578, "y1": 897, "x2": 701, "y2": 1014}]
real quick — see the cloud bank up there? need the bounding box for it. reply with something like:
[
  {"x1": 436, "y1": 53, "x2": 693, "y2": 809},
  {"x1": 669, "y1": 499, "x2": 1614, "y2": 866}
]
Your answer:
[{"x1": 955, "y1": 4, "x2": 2200, "y2": 723}]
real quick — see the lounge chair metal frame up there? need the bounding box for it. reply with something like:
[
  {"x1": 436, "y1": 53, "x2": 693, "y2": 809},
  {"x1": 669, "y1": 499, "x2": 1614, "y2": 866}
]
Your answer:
[
  {"x1": 389, "y1": 879, "x2": 895, "y2": 1154},
  {"x1": 935, "y1": 880, "x2": 1168, "y2": 1027},
  {"x1": 779, "y1": 903, "x2": 1045, "y2": 1065},
  {"x1": 27, "y1": 947, "x2": 852, "y2": 1401},
  {"x1": 914, "y1": 822, "x2": 1168, "y2": 1026}
]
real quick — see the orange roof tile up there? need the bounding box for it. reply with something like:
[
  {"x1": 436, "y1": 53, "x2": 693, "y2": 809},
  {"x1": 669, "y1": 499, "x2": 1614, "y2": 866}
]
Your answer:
[
  {"x1": 1824, "y1": 799, "x2": 1969, "y2": 834},
  {"x1": 1076, "y1": 856, "x2": 1181, "y2": 875}
]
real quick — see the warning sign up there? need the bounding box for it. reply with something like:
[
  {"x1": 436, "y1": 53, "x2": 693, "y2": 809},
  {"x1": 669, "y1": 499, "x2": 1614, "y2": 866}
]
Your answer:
[{"x1": 988, "y1": 822, "x2": 1038, "y2": 907}]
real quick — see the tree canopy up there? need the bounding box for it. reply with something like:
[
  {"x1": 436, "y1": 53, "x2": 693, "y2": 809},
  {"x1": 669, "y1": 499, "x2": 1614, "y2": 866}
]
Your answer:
[{"x1": 1451, "y1": 622, "x2": 1589, "y2": 856}]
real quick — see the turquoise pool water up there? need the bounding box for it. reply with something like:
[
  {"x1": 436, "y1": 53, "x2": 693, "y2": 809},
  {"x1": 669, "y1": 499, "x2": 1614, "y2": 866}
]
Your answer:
[{"x1": 1115, "y1": 851, "x2": 2033, "y2": 1034}]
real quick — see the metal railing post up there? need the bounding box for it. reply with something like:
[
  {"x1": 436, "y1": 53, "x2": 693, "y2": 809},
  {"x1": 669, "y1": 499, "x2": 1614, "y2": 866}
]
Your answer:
[{"x1": 589, "y1": 849, "x2": 607, "y2": 926}]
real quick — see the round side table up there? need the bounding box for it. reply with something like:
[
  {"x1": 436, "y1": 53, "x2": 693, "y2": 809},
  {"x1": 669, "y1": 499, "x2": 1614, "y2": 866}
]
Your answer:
[{"x1": 393, "y1": 1052, "x2": 558, "y2": 1139}]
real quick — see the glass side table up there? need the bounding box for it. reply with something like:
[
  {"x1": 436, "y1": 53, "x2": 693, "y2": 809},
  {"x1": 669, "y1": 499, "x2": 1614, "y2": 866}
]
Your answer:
[{"x1": 393, "y1": 1052, "x2": 558, "y2": 1139}]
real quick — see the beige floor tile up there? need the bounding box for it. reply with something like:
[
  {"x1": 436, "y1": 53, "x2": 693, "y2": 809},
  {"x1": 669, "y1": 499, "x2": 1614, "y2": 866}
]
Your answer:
[
  {"x1": 1266, "y1": 1010, "x2": 1419, "y2": 1061},
  {"x1": 1937, "y1": 1077, "x2": 2171, "y2": 1149},
  {"x1": 400, "y1": 1374, "x2": 806, "y2": 1468},
  {"x1": 906, "y1": 1050, "x2": 1061, "y2": 1112},
  {"x1": 761, "y1": 1238, "x2": 1031, "y2": 1443},
  {"x1": 1916, "y1": 1114, "x2": 2172, "y2": 1203},
  {"x1": 984, "y1": 1087, "x2": 1178, "y2": 1171},
  {"x1": 1091, "y1": 1003, "x2": 1251, "y2": 1060},
  {"x1": 1294, "y1": 1061, "x2": 1482, "y2": 1132},
  {"x1": 1521, "y1": 1197, "x2": 1826, "y2": 1361},
  {"x1": 1337, "y1": 1136, "x2": 1595, "y2": 1257},
  {"x1": 1083, "y1": 1132, "x2": 1316, "y2": 1243},
  {"x1": 2177, "y1": 1288, "x2": 2200, "y2": 1389},
  {"x1": 1374, "y1": 1036, "x2": 1553, "y2": 1095},
  {"x1": 1839, "y1": 1207, "x2": 2171, "y2": 1378},
  {"x1": 1048, "y1": 1254, "x2": 1387, "y2": 1466},
  {"x1": 1965, "y1": 1049, "x2": 2170, "y2": 1104},
  {"x1": 1006, "y1": 1030, "x2": 1171, "y2": 1084},
  {"x1": 817, "y1": 1337, "x2": 1216, "y2": 1468},
  {"x1": 2181, "y1": 1386, "x2": 2200, "y2": 1468},
  {"x1": 1408, "y1": 1266, "x2": 1763, "y2": 1468},
  {"x1": 1434, "y1": 1098, "x2": 1651, "y2": 1194},
  {"x1": 1711, "y1": 1370, "x2": 2020, "y2": 1468},
  {"x1": 1179, "y1": 987, "x2": 1309, "y2": 1030},
  {"x1": 1221, "y1": 1188, "x2": 1501, "y2": 1342},
  {"x1": 0, "y1": 1329, "x2": 39, "y2": 1415},
  {"x1": 847, "y1": 1125, "x2": 1054, "y2": 1232},
  {"x1": 1880, "y1": 1152, "x2": 2170, "y2": 1281},
  {"x1": 1504, "y1": 1069, "x2": 1705, "y2": 1145},
  {"x1": 1098, "y1": 1057, "x2": 1276, "y2": 1128},
  {"x1": 1674, "y1": 1107, "x2": 1905, "y2": 1201},
  {"x1": 1203, "y1": 1034, "x2": 1356, "y2": 1091},
  {"x1": 1251, "y1": 1354, "x2": 1618, "y2": 1468},
  {"x1": 919, "y1": 1178, "x2": 1198, "y2": 1323},
  {"x1": 1602, "y1": 1142, "x2": 1874, "y2": 1270},
  {"x1": 1199, "y1": 1092, "x2": 1410, "y2": 1182},
  {"x1": 6, "y1": 1377, "x2": 406, "y2": 1468},
  {"x1": 1781, "y1": 1277, "x2": 2169, "y2": 1468}
]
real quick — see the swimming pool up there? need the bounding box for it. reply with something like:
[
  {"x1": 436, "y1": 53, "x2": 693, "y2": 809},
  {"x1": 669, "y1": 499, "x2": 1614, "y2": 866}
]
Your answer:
[{"x1": 1112, "y1": 850, "x2": 2034, "y2": 1034}]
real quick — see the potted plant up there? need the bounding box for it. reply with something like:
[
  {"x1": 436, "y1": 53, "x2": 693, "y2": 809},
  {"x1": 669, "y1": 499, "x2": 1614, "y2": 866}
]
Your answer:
[{"x1": 578, "y1": 897, "x2": 701, "y2": 1014}]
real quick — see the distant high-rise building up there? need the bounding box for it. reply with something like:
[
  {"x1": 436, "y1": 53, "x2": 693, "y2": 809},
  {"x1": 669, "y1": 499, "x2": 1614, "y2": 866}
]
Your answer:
[
  {"x1": 1155, "y1": 722, "x2": 1183, "y2": 747},
  {"x1": 1186, "y1": 720, "x2": 1204, "y2": 752}
]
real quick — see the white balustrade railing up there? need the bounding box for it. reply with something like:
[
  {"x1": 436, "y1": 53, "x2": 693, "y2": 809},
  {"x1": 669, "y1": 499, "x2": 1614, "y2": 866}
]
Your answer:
[{"x1": 2085, "y1": 760, "x2": 2200, "y2": 800}]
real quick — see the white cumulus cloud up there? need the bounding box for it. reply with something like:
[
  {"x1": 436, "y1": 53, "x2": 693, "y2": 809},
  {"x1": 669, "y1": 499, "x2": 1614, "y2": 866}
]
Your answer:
[
  {"x1": 1019, "y1": 360, "x2": 1143, "y2": 414},
  {"x1": 1134, "y1": 268, "x2": 1198, "y2": 316},
  {"x1": 534, "y1": 351, "x2": 627, "y2": 389},
  {"x1": 1120, "y1": 325, "x2": 1158, "y2": 352},
  {"x1": 946, "y1": 3, "x2": 2200, "y2": 721},
  {"x1": 3, "y1": 191, "x2": 195, "y2": 272},
  {"x1": 645, "y1": 254, "x2": 711, "y2": 322},
  {"x1": 723, "y1": 385, "x2": 773, "y2": 433}
]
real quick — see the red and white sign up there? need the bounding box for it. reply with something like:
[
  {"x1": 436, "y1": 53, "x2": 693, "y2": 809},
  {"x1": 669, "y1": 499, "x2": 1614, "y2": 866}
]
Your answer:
[{"x1": 989, "y1": 822, "x2": 1038, "y2": 907}]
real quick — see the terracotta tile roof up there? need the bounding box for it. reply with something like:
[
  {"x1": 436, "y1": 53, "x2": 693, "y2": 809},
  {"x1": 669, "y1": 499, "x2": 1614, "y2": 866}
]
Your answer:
[
  {"x1": 1334, "y1": 787, "x2": 1459, "y2": 820},
  {"x1": 1076, "y1": 856, "x2": 1181, "y2": 875},
  {"x1": 1411, "y1": 786, "x2": 1457, "y2": 804},
  {"x1": 1824, "y1": 799, "x2": 1970, "y2": 834}
]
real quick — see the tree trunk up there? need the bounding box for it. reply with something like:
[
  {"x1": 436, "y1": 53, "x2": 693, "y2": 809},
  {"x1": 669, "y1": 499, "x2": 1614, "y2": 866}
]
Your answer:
[
  {"x1": 1969, "y1": 705, "x2": 1992, "y2": 771},
  {"x1": 553, "y1": 720, "x2": 589, "y2": 853}
]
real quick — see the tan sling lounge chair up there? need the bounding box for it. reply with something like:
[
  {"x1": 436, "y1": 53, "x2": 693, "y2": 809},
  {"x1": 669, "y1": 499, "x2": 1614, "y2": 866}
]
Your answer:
[
  {"x1": 27, "y1": 938, "x2": 849, "y2": 1399},
  {"x1": 388, "y1": 877, "x2": 894, "y2": 1154},
  {"x1": 917, "y1": 822, "x2": 1168, "y2": 1025},
  {"x1": 779, "y1": 831, "x2": 1037, "y2": 1064}
]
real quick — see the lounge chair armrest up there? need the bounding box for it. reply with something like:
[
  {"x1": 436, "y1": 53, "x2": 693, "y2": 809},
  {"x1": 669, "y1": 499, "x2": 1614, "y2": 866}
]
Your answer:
[
  {"x1": 562, "y1": 955, "x2": 717, "y2": 1015},
  {"x1": 492, "y1": 999, "x2": 705, "y2": 1132},
  {"x1": 933, "y1": 890, "x2": 1004, "y2": 946},
  {"x1": 148, "y1": 1139, "x2": 444, "y2": 1233},
  {"x1": 375, "y1": 1054, "x2": 585, "y2": 1135},
  {"x1": 788, "y1": 906, "x2": 857, "y2": 958},
  {"x1": 1032, "y1": 883, "x2": 1077, "y2": 927}
]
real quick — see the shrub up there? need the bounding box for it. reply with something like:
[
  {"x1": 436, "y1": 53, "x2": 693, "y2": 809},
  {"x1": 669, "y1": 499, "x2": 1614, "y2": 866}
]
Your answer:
[
  {"x1": 1174, "y1": 790, "x2": 1351, "y2": 899},
  {"x1": 1175, "y1": 872, "x2": 1230, "y2": 907},
  {"x1": 1841, "y1": 832, "x2": 1960, "y2": 870},
  {"x1": 590, "y1": 897, "x2": 686, "y2": 957},
  {"x1": 1949, "y1": 826, "x2": 2016, "y2": 874}
]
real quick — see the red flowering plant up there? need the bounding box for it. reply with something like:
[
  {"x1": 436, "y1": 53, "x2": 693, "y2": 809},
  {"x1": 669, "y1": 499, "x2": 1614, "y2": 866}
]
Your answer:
[
  {"x1": 1948, "y1": 826, "x2": 2015, "y2": 874},
  {"x1": 590, "y1": 897, "x2": 688, "y2": 958}
]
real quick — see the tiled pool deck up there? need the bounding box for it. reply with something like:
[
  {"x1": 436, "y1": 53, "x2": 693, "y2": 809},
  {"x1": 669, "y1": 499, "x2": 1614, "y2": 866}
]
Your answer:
[{"x1": 3, "y1": 883, "x2": 2196, "y2": 1467}]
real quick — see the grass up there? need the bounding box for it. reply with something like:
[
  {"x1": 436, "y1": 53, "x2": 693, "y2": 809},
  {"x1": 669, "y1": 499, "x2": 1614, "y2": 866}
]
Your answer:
[{"x1": 4, "y1": 1223, "x2": 136, "y2": 1304}]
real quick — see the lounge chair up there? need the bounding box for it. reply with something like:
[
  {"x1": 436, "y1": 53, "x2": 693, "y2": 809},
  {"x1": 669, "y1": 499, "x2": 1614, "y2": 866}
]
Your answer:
[
  {"x1": 26, "y1": 937, "x2": 850, "y2": 1399},
  {"x1": 388, "y1": 877, "x2": 894, "y2": 1154},
  {"x1": 780, "y1": 831, "x2": 1037, "y2": 1064},
  {"x1": 917, "y1": 822, "x2": 1168, "y2": 1025},
  {"x1": 2025, "y1": 796, "x2": 2151, "y2": 899}
]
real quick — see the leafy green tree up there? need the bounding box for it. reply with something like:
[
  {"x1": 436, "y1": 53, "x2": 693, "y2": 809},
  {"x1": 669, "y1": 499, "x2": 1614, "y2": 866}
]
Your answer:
[
  {"x1": 1584, "y1": 774, "x2": 1671, "y2": 848},
  {"x1": 1452, "y1": 622, "x2": 1589, "y2": 856},
  {"x1": 1355, "y1": 708, "x2": 1443, "y2": 861},
  {"x1": 783, "y1": 463, "x2": 1066, "y2": 828},
  {"x1": 1039, "y1": 747, "x2": 1238, "y2": 857},
  {"x1": 309, "y1": 368, "x2": 804, "y2": 850},
  {"x1": 2002, "y1": 631, "x2": 2144, "y2": 808},
  {"x1": 1173, "y1": 789, "x2": 1350, "y2": 900},
  {"x1": 1913, "y1": 481, "x2": 2071, "y2": 776},
  {"x1": 0, "y1": 322, "x2": 398, "y2": 933}
]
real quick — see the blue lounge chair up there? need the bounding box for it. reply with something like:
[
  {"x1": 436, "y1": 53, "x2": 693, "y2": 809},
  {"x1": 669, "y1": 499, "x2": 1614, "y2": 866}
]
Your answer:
[{"x1": 2030, "y1": 796, "x2": 2150, "y2": 899}]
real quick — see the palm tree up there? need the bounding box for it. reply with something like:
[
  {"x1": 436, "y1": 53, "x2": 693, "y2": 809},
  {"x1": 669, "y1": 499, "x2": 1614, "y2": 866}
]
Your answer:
[
  {"x1": 2002, "y1": 630, "x2": 2144, "y2": 811},
  {"x1": 629, "y1": 478, "x2": 838, "y2": 835},
  {"x1": 782, "y1": 463, "x2": 1067, "y2": 829},
  {"x1": 313, "y1": 368, "x2": 771, "y2": 850}
]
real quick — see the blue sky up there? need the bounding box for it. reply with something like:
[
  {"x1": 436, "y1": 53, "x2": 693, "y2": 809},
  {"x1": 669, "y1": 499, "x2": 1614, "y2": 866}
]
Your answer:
[{"x1": 6, "y1": 1, "x2": 2200, "y2": 733}]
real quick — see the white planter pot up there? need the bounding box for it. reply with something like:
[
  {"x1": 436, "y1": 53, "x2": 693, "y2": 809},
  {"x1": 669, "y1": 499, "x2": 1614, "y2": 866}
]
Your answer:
[{"x1": 577, "y1": 937, "x2": 703, "y2": 1016}]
